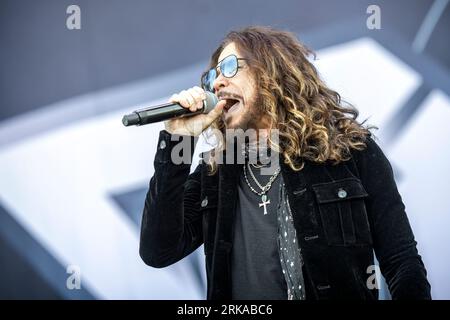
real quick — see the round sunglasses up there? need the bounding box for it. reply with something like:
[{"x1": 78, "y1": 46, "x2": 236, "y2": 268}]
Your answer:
[{"x1": 201, "y1": 54, "x2": 247, "y2": 93}]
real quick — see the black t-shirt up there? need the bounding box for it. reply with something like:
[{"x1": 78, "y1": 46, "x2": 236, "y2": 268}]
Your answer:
[{"x1": 231, "y1": 164, "x2": 287, "y2": 300}]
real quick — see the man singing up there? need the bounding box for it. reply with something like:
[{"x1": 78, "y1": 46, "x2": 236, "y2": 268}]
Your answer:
[{"x1": 139, "y1": 26, "x2": 431, "y2": 300}]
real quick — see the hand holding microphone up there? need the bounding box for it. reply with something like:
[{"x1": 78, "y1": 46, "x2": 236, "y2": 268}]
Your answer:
[
  {"x1": 122, "y1": 86, "x2": 226, "y2": 136},
  {"x1": 165, "y1": 86, "x2": 226, "y2": 136}
]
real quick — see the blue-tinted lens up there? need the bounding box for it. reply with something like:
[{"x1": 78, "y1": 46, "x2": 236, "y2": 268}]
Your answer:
[
  {"x1": 221, "y1": 55, "x2": 238, "y2": 77},
  {"x1": 202, "y1": 68, "x2": 217, "y2": 92},
  {"x1": 202, "y1": 55, "x2": 239, "y2": 92}
]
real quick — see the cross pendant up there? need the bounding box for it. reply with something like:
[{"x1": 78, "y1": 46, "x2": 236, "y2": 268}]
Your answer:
[{"x1": 259, "y1": 194, "x2": 270, "y2": 215}]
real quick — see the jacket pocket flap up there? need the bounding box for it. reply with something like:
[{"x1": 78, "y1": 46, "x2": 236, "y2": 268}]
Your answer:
[{"x1": 312, "y1": 178, "x2": 368, "y2": 204}]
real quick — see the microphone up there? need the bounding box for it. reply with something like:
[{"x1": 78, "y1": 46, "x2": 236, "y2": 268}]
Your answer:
[{"x1": 122, "y1": 92, "x2": 218, "y2": 127}]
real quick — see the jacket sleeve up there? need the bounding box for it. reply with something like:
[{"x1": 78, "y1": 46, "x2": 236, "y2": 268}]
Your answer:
[
  {"x1": 139, "y1": 130, "x2": 204, "y2": 268},
  {"x1": 353, "y1": 135, "x2": 431, "y2": 299}
]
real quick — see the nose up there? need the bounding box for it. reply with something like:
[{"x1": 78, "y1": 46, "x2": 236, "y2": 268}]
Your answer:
[{"x1": 213, "y1": 72, "x2": 229, "y2": 92}]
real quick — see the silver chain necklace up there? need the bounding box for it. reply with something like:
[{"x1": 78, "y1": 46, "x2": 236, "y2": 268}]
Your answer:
[
  {"x1": 250, "y1": 162, "x2": 268, "y2": 169},
  {"x1": 243, "y1": 163, "x2": 280, "y2": 215}
]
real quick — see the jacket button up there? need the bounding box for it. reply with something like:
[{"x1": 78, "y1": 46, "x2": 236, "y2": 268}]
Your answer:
[
  {"x1": 337, "y1": 188, "x2": 347, "y2": 198},
  {"x1": 159, "y1": 140, "x2": 167, "y2": 149},
  {"x1": 201, "y1": 197, "x2": 208, "y2": 207}
]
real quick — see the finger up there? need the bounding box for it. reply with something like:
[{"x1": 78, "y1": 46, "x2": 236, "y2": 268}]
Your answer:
[
  {"x1": 206, "y1": 99, "x2": 226, "y2": 121},
  {"x1": 185, "y1": 92, "x2": 195, "y2": 106},
  {"x1": 180, "y1": 90, "x2": 199, "y2": 112},
  {"x1": 188, "y1": 88, "x2": 204, "y2": 110},
  {"x1": 192, "y1": 86, "x2": 206, "y2": 99},
  {"x1": 188, "y1": 87, "x2": 202, "y2": 101},
  {"x1": 169, "y1": 93, "x2": 180, "y2": 104},
  {"x1": 177, "y1": 90, "x2": 192, "y2": 109}
]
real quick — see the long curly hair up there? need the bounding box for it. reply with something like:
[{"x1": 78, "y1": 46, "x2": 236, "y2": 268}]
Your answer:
[{"x1": 203, "y1": 26, "x2": 375, "y2": 174}]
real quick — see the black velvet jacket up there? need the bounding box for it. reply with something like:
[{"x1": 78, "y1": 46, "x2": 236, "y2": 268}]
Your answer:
[{"x1": 139, "y1": 130, "x2": 431, "y2": 300}]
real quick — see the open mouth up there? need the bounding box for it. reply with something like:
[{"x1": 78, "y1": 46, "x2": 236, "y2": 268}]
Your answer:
[{"x1": 223, "y1": 98, "x2": 240, "y2": 113}]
